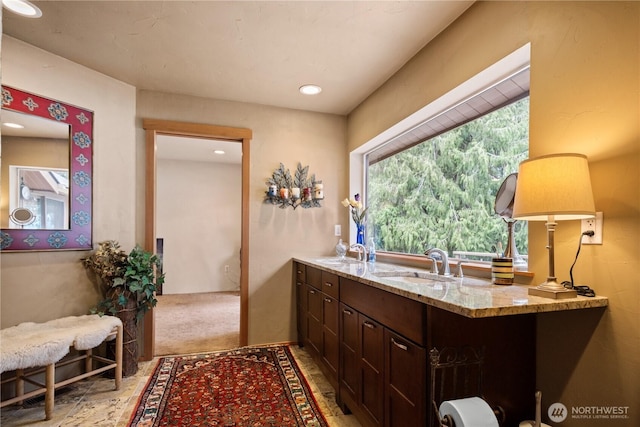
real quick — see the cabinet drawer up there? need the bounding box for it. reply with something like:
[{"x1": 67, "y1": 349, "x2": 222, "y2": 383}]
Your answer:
[
  {"x1": 306, "y1": 265, "x2": 322, "y2": 289},
  {"x1": 340, "y1": 277, "x2": 427, "y2": 346},
  {"x1": 321, "y1": 271, "x2": 339, "y2": 298}
]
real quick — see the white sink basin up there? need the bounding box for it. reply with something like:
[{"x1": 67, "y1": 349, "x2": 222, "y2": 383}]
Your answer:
[
  {"x1": 372, "y1": 270, "x2": 455, "y2": 283},
  {"x1": 313, "y1": 258, "x2": 361, "y2": 266}
]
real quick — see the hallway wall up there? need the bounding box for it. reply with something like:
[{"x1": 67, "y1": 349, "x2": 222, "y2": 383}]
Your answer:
[{"x1": 157, "y1": 158, "x2": 241, "y2": 294}]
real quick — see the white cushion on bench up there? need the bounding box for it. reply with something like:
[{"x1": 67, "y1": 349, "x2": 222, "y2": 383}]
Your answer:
[{"x1": 0, "y1": 314, "x2": 122, "y2": 373}]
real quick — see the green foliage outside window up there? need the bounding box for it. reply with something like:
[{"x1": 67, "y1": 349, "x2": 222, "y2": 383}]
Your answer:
[{"x1": 367, "y1": 97, "x2": 529, "y2": 257}]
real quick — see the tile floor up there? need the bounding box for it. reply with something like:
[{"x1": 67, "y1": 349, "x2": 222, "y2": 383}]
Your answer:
[{"x1": 0, "y1": 345, "x2": 361, "y2": 427}]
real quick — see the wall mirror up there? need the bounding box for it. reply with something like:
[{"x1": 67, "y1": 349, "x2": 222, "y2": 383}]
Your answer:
[{"x1": 1, "y1": 86, "x2": 93, "y2": 251}]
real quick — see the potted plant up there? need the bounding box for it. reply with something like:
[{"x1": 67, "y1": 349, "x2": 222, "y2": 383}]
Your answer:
[{"x1": 82, "y1": 240, "x2": 165, "y2": 376}]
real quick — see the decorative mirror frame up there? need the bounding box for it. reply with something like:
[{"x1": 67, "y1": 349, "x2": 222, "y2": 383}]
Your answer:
[{"x1": 1, "y1": 85, "x2": 93, "y2": 251}]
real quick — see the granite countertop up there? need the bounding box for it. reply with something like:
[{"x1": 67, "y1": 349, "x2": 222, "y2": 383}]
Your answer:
[{"x1": 293, "y1": 256, "x2": 609, "y2": 318}]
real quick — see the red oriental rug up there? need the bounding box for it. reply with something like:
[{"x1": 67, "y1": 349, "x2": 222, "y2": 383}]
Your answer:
[{"x1": 128, "y1": 345, "x2": 329, "y2": 427}]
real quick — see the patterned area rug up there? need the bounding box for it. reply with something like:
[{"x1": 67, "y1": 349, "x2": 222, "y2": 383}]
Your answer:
[{"x1": 128, "y1": 345, "x2": 328, "y2": 426}]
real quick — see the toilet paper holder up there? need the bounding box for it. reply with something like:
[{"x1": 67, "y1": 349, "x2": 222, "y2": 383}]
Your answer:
[{"x1": 430, "y1": 346, "x2": 506, "y2": 427}]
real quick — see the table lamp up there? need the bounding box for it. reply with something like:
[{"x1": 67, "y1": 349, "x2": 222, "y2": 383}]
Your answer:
[{"x1": 512, "y1": 153, "x2": 596, "y2": 299}]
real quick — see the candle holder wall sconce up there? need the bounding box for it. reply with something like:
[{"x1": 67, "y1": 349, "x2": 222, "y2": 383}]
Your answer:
[{"x1": 264, "y1": 162, "x2": 323, "y2": 209}]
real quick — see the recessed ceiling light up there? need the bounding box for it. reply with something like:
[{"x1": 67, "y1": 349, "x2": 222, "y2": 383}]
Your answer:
[
  {"x1": 2, "y1": 0, "x2": 42, "y2": 18},
  {"x1": 299, "y1": 84, "x2": 322, "y2": 96},
  {"x1": 3, "y1": 122, "x2": 24, "y2": 129},
  {"x1": 214, "y1": 150, "x2": 225, "y2": 155}
]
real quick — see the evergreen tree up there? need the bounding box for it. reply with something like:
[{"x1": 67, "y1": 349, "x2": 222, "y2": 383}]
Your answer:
[{"x1": 368, "y1": 97, "x2": 529, "y2": 257}]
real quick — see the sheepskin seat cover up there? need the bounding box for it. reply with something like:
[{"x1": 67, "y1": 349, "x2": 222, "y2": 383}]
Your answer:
[{"x1": 0, "y1": 315, "x2": 122, "y2": 373}]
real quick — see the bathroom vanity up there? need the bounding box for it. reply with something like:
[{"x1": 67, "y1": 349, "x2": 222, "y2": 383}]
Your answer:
[{"x1": 292, "y1": 257, "x2": 608, "y2": 427}]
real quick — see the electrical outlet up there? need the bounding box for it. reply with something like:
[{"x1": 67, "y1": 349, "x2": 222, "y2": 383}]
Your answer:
[
  {"x1": 334, "y1": 224, "x2": 341, "y2": 236},
  {"x1": 581, "y1": 212, "x2": 603, "y2": 245},
  {"x1": 224, "y1": 265, "x2": 230, "y2": 273}
]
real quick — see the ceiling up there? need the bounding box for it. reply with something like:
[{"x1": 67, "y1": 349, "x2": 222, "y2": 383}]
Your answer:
[{"x1": 2, "y1": 1, "x2": 474, "y2": 116}]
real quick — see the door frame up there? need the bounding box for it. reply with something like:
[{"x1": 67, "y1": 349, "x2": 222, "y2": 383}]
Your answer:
[{"x1": 142, "y1": 119, "x2": 251, "y2": 359}]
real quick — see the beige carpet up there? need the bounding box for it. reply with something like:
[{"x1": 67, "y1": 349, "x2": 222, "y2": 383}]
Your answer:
[{"x1": 154, "y1": 291, "x2": 240, "y2": 356}]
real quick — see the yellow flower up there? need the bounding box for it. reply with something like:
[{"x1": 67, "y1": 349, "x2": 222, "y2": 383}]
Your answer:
[{"x1": 343, "y1": 194, "x2": 367, "y2": 226}]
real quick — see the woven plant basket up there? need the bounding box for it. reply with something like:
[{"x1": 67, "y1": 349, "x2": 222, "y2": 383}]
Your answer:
[{"x1": 106, "y1": 294, "x2": 138, "y2": 377}]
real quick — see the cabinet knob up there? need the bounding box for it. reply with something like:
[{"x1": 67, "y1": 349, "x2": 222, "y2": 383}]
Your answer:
[
  {"x1": 297, "y1": 270, "x2": 303, "y2": 274},
  {"x1": 324, "y1": 297, "x2": 332, "y2": 303},
  {"x1": 309, "y1": 289, "x2": 316, "y2": 294},
  {"x1": 324, "y1": 282, "x2": 333, "y2": 287},
  {"x1": 343, "y1": 309, "x2": 353, "y2": 315},
  {"x1": 391, "y1": 337, "x2": 408, "y2": 351},
  {"x1": 363, "y1": 321, "x2": 375, "y2": 329}
]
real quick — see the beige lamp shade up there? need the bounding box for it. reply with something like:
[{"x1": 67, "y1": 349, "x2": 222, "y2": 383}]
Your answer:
[{"x1": 513, "y1": 153, "x2": 596, "y2": 221}]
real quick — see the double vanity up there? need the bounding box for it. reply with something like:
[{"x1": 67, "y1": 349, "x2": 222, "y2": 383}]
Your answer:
[{"x1": 292, "y1": 256, "x2": 608, "y2": 427}]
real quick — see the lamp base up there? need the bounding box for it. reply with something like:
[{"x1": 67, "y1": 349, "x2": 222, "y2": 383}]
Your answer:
[{"x1": 528, "y1": 280, "x2": 577, "y2": 299}]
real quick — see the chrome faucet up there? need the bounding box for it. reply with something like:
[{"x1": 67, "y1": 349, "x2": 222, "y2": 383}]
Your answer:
[
  {"x1": 350, "y1": 244, "x2": 367, "y2": 262},
  {"x1": 424, "y1": 248, "x2": 451, "y2": 276}
]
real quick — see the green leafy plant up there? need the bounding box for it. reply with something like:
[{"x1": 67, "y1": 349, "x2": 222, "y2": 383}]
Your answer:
[{"x1": 82, "y1": 241, "x2": 165, "y2": 322}]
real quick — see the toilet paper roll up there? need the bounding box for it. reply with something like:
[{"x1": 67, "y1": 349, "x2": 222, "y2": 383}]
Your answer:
[{"x1": 439, "y1": 397, "x2": 499, "y2": 427}]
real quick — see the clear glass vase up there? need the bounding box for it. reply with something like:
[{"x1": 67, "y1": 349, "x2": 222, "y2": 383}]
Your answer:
[{"x1": 335, "y1": 239, "x2": 347, "y2": 260}]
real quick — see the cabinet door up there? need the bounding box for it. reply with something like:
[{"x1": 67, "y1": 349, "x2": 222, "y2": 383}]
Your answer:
[
  {"x1": 340, "y1": 303, "x2": 359, "y2": 403},
  {"x1": 360, "y1": 314, "x2": 385, "y2": 427},
  {"x1": 322, "y1": 294, "x2": 339, "y2": 386},
  {"x1": 385, "y1": 329, "x2": 426, "y2": 427},
  {"x1": 306, "y1": 284, "x2": 323, "y2": 357}
]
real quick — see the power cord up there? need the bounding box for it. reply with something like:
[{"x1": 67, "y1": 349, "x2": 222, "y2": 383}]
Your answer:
[{"x1": 561, "y1": 230, "x2": 596, "y2": 297}]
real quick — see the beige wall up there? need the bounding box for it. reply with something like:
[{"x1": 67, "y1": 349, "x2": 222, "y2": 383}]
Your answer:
[
  {"x1": 0, "y1": 37, "x2": 348, "y2": 345},
  {"x1": 1, "y1": 36, "x2": 137, "y2": 325},
  {"x1": 157, "y1": 158, "x2": 241, "y2": 294},
  {"x1": 136, "y1": 90, "x2": 348, "y2": 344},
  {"x1": 348, "y1": 1, "x2": 639, "y2": 424}
]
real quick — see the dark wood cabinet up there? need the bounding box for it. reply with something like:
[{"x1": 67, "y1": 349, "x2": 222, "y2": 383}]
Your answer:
[
  {"x1": 359, "y1": 313, "x2": 385, "y2": 427},
  {"x1": 294, "y1": 263, "x2": 307, "y2": 346},
  {"x1": 295, "y1": 261, "x2": 535, "y2": 427},
  {"x1": 322, "y1": 292, "x2": 339, "y2": 388},
  {"x1": 296, "y1": 263, "x2": 340, "y2": 389},
  {"x1": 339, "y1": 299, "x2": 421, "y2": 427},
  {"x1": 385, "y1": 329, "x2": 426, "y2": 427},
  {"x1": 306, "y1": 283, "x2": 323, "y2": 356},
  {"x1": 321, "y1": 271, "x2": 340, "y2": 388},
  {"x1": 340, "y1": 303, "x2": 359, "y2": 404}
]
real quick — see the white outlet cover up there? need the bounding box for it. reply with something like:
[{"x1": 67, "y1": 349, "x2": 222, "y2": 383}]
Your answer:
[{"x1": 581, "y1": 212, "x2": 603, "y2": 244}]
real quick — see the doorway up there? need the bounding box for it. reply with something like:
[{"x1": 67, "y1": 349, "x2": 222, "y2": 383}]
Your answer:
[{"x1": 142, "y1": 119, "x2": 251, "y2": 360}]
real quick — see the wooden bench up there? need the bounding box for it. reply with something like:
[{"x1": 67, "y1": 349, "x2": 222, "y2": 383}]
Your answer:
[{"x1": 0, "y1": 314, "x2": 123, "y2": 420}]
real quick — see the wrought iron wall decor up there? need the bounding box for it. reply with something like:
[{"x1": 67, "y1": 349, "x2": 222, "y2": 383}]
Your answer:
[{"x1": 264, "y1": 163, "x2": 323, "y2": 209}]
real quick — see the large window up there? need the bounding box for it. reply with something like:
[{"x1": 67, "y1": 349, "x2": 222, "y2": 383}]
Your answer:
[{"x1": 365, "y1": 84, "x2": 529, "y2": 261}]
